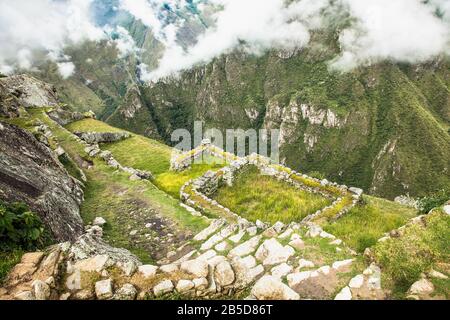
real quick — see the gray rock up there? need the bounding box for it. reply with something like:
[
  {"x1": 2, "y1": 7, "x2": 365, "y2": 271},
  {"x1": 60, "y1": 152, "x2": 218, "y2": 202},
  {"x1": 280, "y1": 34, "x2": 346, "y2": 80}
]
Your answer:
[
  {"x1": 95, "y1": 279, "x2": 114, "y2": 300},
  {"x1": 0, "y1": 122, "x2": 84, "y2": 241},
  {"x1": 214, "y1": 261, "x2": 235, "y2": 287},
  {"x1": 153, "y1": 280, "x2": 174, "y2": 296},
  {"x1": 138, "y1": 265, "x2": 158, "y2": 278},
  {"x1": 334, "y1": 286, "x2": 352, "y2": 300},
  {"x1": 176, "y1": 280, "x2": 195, "y2": 293},
  {"x1": 32, "y1": 280, "x2": 51, "y2": 300},
  {"x1": 114, "y1": 284, "x2": 137, "y2": 300},
  {"x1": 252, "y1": 275, "x2": 299, "y2": 300},
  {"x1": 181, "y1": 259, "x2": 209, "y2": 278},
  {"x1": 93, "y1": 217, "x2": 107, "y2": 227},
  {"x1": 408, "y1": 279, "x2": 434, "y2": 295}
]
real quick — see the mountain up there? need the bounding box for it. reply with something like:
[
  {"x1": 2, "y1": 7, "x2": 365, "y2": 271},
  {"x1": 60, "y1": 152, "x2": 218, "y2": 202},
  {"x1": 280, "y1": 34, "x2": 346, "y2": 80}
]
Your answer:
[
  {"x1": 20, "y1": 18, "x2": 450, "y2": 200},
  {"x1": 112, "y1": 34, "x2": 450, "y2": 200}
]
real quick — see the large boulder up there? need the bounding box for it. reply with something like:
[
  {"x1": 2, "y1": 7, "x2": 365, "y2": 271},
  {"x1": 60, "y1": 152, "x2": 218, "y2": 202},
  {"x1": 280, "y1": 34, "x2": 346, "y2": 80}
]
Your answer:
[
  {"x1": 0, "y1": 122, "x2": 84, "y2": 241},
  {"x1": 251, "y1": 276, "x2": 299, "y2": 300},
  {"x1": 0, "y1": 74, "x2": 58, "y2": 113},
  {"x1": 255, "y1": 239, "x2": 295, "y2": 266}
]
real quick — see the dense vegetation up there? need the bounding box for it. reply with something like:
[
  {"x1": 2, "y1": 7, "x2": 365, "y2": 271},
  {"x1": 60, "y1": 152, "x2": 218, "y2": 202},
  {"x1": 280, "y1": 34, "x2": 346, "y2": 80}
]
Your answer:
[
  {"x1": 0, "y1": 201, "x2": 48, "y2": 284},
  {"x1": 372, "y1": 210, "x2": 450, "y2": 298}
]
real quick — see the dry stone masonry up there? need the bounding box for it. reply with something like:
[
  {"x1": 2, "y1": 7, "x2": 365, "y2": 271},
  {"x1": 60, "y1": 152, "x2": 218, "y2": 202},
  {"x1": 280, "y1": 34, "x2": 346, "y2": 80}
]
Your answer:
[{"x1": 176, "y1": 141, "x2": 362, "y2": 223}]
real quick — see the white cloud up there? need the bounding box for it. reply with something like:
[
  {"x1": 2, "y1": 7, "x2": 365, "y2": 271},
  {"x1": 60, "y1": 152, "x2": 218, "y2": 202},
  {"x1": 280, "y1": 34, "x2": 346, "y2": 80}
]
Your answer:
[
  {"x1": 141, "y1": 0, "x2": 312, "y2": 81},
  {"x1": 330, "y1": 0, "x2": 450, "y2": 70},
  {"x1": 57, "y1": 62, "x2": 76, "y2": 79},
  {"x1": 113, "y1": 26, "x2": 140, "y2": 58},
  {"x1": 0, "y1": 0, "x2": 104, "y2": 75}
]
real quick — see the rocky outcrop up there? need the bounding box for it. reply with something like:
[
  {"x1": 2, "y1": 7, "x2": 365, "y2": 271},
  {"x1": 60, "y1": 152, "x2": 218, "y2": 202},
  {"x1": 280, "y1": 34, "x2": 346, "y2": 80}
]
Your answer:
[
  {"x1": 0, "y1": 122, "x2": 84, "y2": 242},
  {"x1": 74, "y1": 131, "x2": 131, "y2": 144},
  {"x1": 0, "y1": 74, "x2": 58, "y2": 112}
]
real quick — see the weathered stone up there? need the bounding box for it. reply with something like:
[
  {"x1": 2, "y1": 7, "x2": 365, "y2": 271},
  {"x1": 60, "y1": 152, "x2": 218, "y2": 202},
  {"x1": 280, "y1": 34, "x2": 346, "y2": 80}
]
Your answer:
[
  {"x1": 255, "y1": 238, "x2": 295, "y2": 266},
  {"x1": 74, "y1": 255, "x2": 111, "y2": 273},
  {"x1": 197, "y1": 250, "x2": 217, "y2": 262},
  {"x1": 14, "y1": 291, "x2": 35, "y2": 300},
  {"x1": 215, "y1": 241, "x2": 230, "y2": 252},
  {"x1": 181, "y1": 259, "x2": 209, "y2": 278},
  {"x1": 273, "y1": 222, "x2": 285, "y2": 234},
  {"x1": 408, "y1": 279, "x2": 434, "y2": 295},
  {"x1": 443, "y1": 205, "x2": 450, "y2": 215},
  {"x1": 330, "y1": 239, "x2": 343, "y2": 246},
  {"x1": 298, "y1": 259, "x2": 315, "y2": 270},
  {"x1": 72, "y1": 289, "x2": 94, "y2": 300},
  {"x1": 66, "y1": 270, "x2": 82, "y2": 291},
  {"x1": 214, "y1": 261, "x2": 235, "y2": 287},
  {"x1": 21, "y1": 252, "x2": 45, "y2": 266},
  {"x1": 278, "y1": 228, "x2": 293, "y2": 239},
  {"x1": 271, "y1": 263, "x2": 293, "y2": 279},
  {"x1": 160, "y1": 264, "x2": 179, "y2": 274},
  {"x1": 287, "y1": 271, "x2": 311, "y2": 287},
  {"x1": 93, "y1": 217, "x2": 107, "y2": 227},
  {"x1": 0, "y1": 122, "x2": 84, "y2": 242},
  {"x1": 95, "y1": 279, "x2": 114, "y2": 300},
  {"x1": 320, "y1": 231, "x2": 335, "y2": 239},
  {"x1": 138, "y1": 265, "x2": 158, "y2": 278},
  {"x1": 349, "y1": 275, "x2": 365, "y2": 289},
  {"x1": 176, "y1": 280, "x2": 195, "y2": 293},
  {"x1": 200, "y1": 233, "x2": 224, "y2": 251},
  {"x1": 193, "y1": 278, "x2": 209, "y2": 291},
  {"x1": 332, "y1": 259, "x2": 354, "y2": 272},
  {"x1": 228, "y1": 236, "x2": 262, "y2": 257},
  {"x1": 114, "y1": 284, "x2": 137, "y2": 300},
  {"x1": 349, "y1": 187, "x2": 363, "y2": 197},
  {"x1": 288, "y1": 239, "x2": 305, "y2": 251},
  {"x1": 194, "y1": 219, "x2": 226, "y2": 241},
  {"x1": 335, "y1": 286, "x2": 352, "y2": 300},
  {"x1": 318, "y1": 266, "x2": 331, "y2": 275},
  {"x1": 59, "y1": 292, "x2": 71, "y2": 300},
  {"x1": 428, "y1": 270, "x2": 448, "y2": 280},
  {"x1": 117, "y1": 260, "x2": 137, "y2": 277},
  {"x1": 228, "y1": 231, "x2": 246, "y2": 243},
  {"x1": 153, "y1": 280, "x2": 174, "y2": 296},
  {"x1": 252, "y1": 276, "x2": 299, "y2": 300}
]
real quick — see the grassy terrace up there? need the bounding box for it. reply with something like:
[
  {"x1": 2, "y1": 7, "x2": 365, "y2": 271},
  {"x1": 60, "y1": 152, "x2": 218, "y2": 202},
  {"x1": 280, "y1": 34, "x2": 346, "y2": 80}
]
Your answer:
[
  {"x1": 66, "y1": 119, "x2": 224, "y2": 197},
  {"x1": 5, "y1": 110, "x2": 209, "y2": 263},
  {"x1": 322, "y1": 196, "x2": 418, "y2": 253},
  {"x1": 212, "y1": 166, "x2": 332, "y2": 224}
]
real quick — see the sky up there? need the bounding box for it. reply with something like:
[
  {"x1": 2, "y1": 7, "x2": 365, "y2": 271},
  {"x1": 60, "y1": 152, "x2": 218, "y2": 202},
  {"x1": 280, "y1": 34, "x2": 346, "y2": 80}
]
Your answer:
[{"x1": 0, "y1": 0, "x2": 449, "y2": 81}]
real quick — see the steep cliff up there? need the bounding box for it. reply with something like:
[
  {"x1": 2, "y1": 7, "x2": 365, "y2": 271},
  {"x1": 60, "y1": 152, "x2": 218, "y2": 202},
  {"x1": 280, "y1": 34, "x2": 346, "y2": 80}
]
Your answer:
[
  {"x1": 135, "y1": 47, "x2": 450, "y2": 199},
  {"x1": 0, "y1": 121, "x2": 84, "y2": 242}
]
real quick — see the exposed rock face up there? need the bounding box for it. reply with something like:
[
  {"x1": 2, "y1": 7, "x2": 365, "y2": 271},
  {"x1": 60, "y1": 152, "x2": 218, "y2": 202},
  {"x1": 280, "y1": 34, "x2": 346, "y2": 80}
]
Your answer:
[
  {"x1": 74, "y1": 131, "x2": 131, "y2": 144},
  {"x1": 0, "y1": 74, "x2": 58, "y2": 112},
  {"x1": 47, "y1": 108, "x2": 85, "y2": 126},
  {"x1": 0, "y1": 122, "x2": 84, "y2": 242}
]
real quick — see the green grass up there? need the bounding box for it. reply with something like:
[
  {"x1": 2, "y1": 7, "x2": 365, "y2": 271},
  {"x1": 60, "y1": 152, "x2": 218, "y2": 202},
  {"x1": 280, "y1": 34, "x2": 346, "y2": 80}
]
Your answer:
[
  {"x1": 213, "y1": 166, "x2": 332, "y2": 224},
  {"x1": 7, "y1": 110, "x2": 209, "y2": 263},
  {"x1": 372, "y1": 210, "x2": 450, "y2": 298},
  {"x1": 155, "y1": 158, "x2": 225, "y2": 198},
  {"x1": 323, "y1": 196, "x2": 418, "y2": 252},
  {"x1": 0, "y1": 250, "x2": 24, "y2": 285}
]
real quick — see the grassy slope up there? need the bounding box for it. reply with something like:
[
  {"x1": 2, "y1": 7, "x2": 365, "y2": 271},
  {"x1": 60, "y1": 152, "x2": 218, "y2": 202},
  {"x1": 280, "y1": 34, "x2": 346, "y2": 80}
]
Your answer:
[
  {"x1": 372, "y1": 209, "x2": 450, "y2": 299},
  {"x1": 66, "y1": 119, "x2": 224, "y2": 197},
  {"x1": 323, "y1": 196, "x2": 418, "y2": 253},
  {"x1": 6, "y1": 111, "x2": 208, "y2": 263},
  {"x1": 213, "y1": 166, "x2": 332, "y2": 224}
]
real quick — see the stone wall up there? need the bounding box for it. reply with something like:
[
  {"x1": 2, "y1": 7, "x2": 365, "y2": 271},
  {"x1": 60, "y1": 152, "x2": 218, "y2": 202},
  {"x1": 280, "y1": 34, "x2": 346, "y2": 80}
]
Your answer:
[{"x1": 175, "y1": 142, "x2": 362, "y2": 224}]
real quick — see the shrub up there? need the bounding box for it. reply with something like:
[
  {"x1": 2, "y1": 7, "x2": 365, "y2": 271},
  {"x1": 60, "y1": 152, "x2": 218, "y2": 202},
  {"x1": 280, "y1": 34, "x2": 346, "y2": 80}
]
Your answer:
[
  {"x1": 418, "y1": 188, "x2": 450, "y2": 214},
  {"x1": 0, "y1": 201, "x2": 45, "y2": 251}
]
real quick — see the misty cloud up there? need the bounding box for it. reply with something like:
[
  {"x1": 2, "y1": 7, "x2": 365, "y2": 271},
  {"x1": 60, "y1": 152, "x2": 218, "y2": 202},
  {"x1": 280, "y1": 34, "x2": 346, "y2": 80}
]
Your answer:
[{"x1": 0, "y1": 0, "x2": 449, "y2": 81}]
